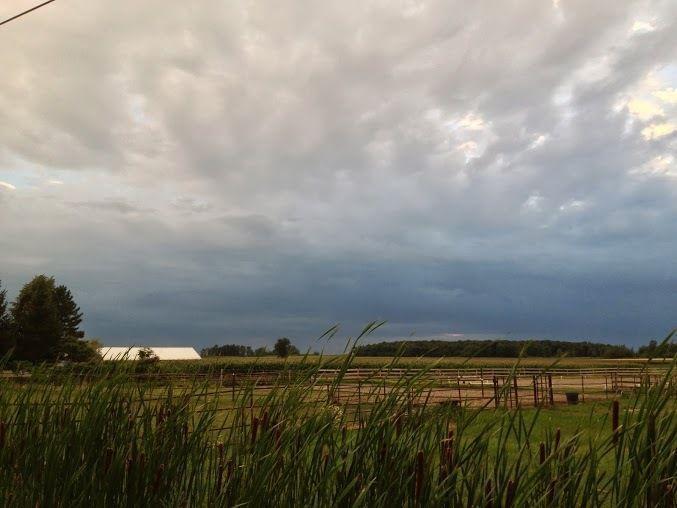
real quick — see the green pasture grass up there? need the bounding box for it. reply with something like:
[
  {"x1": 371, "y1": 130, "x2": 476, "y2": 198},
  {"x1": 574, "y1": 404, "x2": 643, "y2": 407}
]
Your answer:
[
  {"x1": 150, "y1": 354, "x2": 667, "y2": 374},
  {"x1": 0, "y1": 325, "x2": 674, "y2": 507}
]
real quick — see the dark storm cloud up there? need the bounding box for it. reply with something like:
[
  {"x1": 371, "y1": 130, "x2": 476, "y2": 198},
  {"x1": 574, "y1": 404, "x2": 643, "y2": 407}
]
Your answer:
[{"x1": 0, "y1": 0, "x2": 676, "y2": 350}]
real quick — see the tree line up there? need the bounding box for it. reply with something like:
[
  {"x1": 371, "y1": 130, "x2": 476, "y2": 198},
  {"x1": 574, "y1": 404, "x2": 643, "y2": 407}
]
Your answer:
[
  {"x1": 637, "y1": 339, "x2": 677, "y2": 358},
  {"x1": 354, "y1": 338, "x2": 648, "y2": 358},
  {"x1": 201, "y1": 337, "x2": 300, "y2": 358},
  {"x1": 0, "y1": 276, "x2": 99, "y2": 362}
]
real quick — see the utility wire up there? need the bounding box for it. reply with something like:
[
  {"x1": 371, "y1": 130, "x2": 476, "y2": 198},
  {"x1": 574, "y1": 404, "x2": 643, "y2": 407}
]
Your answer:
[{"x1": 0, "y1": 0, "x2": 56, "y2": 28}]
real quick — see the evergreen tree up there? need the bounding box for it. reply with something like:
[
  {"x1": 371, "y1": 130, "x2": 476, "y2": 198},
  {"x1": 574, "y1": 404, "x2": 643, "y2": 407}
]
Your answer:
[
  {"x1": 11, "y1": 275, "x2": 61, "y2": 361},
  {"x1": 54, "y1": 285, "x2": 84, "y2": 339}
]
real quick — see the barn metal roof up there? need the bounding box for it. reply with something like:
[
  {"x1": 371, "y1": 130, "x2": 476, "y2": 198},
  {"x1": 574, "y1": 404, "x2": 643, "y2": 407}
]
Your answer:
[{"x1": 100, "y1": 347, "x2": 201, "y2": 361}]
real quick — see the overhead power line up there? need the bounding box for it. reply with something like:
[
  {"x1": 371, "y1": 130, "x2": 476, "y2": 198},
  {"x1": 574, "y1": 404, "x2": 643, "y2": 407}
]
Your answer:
[{"x1": 0, "y1": 0, "x2": 56, "y2": 28}]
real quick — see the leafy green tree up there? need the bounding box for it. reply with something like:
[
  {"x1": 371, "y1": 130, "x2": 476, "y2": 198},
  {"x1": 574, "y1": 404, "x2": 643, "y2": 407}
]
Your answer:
[
  {"x1": 0, "y1": 280, "x2": 15, "y2": 356},
  {"x1": 273, "y1": 337, "x2": 299, "y2": 358},
  {"x1": 11, "y1": 275, "x2": 61, "y2": 361},
  {"x1": 200, "y1": 344, "x2": 254, "y2": 357},
  {"x1": 254, "y1": 346, "x2": 269, "y2": 357}
]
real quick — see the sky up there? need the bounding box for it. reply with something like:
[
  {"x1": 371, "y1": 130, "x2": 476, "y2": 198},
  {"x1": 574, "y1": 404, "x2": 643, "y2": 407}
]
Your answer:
[{"x1": 0, "y1": 0, "x2": 676, "y2": 351}]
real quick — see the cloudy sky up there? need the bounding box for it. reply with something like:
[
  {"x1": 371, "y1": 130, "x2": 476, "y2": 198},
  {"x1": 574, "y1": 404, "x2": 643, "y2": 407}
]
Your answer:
[{"x1": 0, "y1": 0, "x2": 675, "y2": 350}]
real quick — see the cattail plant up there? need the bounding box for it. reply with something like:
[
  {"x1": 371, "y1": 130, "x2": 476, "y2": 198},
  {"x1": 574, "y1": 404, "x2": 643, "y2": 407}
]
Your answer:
[{"x1": 0, "y1": 326, "x2": 673, "y2": 506}]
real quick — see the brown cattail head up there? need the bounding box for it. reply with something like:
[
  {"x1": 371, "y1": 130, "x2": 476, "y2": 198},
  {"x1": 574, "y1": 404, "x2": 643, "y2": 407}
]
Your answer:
[
  {"x1": 152, "y1": 463, "x2": 165, "y2": 494},
  {"x1": 378, "y1": 434, "x2": 387, "y2": 463},
  {"x1": 0, "y1": 421, "x2": 5, "y2": 449},
  {"x1": 226, "y1": 459, "x2": 234, "y2": 482},
  {"x1": 539, "y1": 442, "x2": 546, "y2": 465},
  {"x1": 322, "y1": 446, "x2": 330, "y2": 472},
  {"x1": 554, "y1": 428, "x2": 561, "y2": 452},
  {"x1": 104, "y1": 447, "x2": 114, "y2": 473},
  {"x1": 275, "y1": 427, "x2": 282, "y2": 450},
  {"x1": 216, "y1": 463, "x2": 224, "y2": 495},
  {"x1": 251, "y1": 417, "x2": 259, "y2": 445},
  {"x1": 484, "y1": 479, "x2": 493, "y2": 508},
  {"x1": 261, "y1": 411, "x2": 269, "y2": 431},
  {"x1": 612, "y1": 400, "x2": 620, "y2": 444},
  {"x1": 505, "y1": 479, "x2": 516, "y2": 508},
  {"x1": 415, "y1": 450, "x2": 425, "y2": 502}
]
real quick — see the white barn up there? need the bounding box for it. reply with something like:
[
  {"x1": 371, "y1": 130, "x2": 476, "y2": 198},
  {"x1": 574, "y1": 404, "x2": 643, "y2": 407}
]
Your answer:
[{"x1": 100, "y1": 347, "x2": 201, "y2": 361}]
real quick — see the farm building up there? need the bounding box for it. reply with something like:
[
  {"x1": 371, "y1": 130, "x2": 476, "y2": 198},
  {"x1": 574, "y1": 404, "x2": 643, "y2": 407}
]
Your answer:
[{"x1": 100, "y1": 347, "x2": 201, "y2": 361}]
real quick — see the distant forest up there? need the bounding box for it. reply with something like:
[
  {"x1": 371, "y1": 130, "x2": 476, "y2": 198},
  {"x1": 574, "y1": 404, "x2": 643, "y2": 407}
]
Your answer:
[
  {"x1": 354, "y1": 339, "x2": 642, "y2": 358},
  {"x1": 201, "y1": 337, "x2": 676, "y2": 359}
]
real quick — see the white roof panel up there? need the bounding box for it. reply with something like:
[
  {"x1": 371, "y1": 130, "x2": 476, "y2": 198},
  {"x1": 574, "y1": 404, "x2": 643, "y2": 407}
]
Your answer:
[{"x1": 100, "y1": 347, "x2": 201, "y2": 361}]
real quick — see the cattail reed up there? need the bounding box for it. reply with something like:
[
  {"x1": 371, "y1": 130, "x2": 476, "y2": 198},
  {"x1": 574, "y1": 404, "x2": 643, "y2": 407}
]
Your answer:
[
  {"x1": 505, "y1": 479, "x2": 516, "y2": 508},
  {"x1": 251, "y1": 416, "x2": 259, "y2": 445},
  {"x1": 216, "y1": 463, "x2": 224, "y2": 495},
  {"x1": 414, "y1": 450, "x2": 425, "y2": 502},
  {"x1": 484, "y1": 479, "x2": 493, "y2": 508},
  {"x1": 152, "y1": 463, "x2": 165, "y2": 494},
  {"x1": 0, "y1": 333, "x2": 673, "y2": 506},
  {"x1": 547, "y1": 478, "x2": 556, "y2": 504},
  {"x1": 103, "y1": 447, "x2": 114, "y2": 473},
  {"x1": 439, "y1": 430, "x2": 454, "y2": 481}
]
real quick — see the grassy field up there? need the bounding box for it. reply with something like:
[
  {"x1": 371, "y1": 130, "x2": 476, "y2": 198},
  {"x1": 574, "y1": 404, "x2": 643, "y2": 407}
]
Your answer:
[
  {"x1": 0, "y1": 350, "x2": 674, "y2": 507},
  {"x1": 148, "y1": 354, "x2": 669, "y2": 374}
]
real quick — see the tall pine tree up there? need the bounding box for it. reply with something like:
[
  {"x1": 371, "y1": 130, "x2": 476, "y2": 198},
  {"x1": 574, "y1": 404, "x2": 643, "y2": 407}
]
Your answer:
[{"x1": 54, "y1": 285, "x2": 84, "y2": 339}]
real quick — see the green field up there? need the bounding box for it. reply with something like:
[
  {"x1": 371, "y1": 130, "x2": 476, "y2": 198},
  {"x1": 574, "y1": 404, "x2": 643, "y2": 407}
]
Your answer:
[
  {"x1": 144, "y1": 354, "x2": 668, "y2": 374},
  {"x1": 0, "y1": 352, "x2": 674, "y2": 507}
]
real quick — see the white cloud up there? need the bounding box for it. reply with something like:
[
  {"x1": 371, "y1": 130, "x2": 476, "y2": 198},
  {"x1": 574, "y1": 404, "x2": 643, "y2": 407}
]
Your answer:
[
  {"x1": 559, "y1": 199, "x2": 587, "y2": 212},
  {"x1": 631, "y1": 20, "x2": 656, "y2": 33},
  {"x1": 641, "y1": 123, "x2": 676, "y2": 140},
  {"x1": 631, "y1": 155, "x2": 677, "y2": 178},
  {"x1": 0, "y1": 181, "x2": 16, "y2": 191},
  {"x1": 0, "y1": 0, "x2": 676, "y2": 346},
  {"x1": 627, "y1": 99, "x2": 664, "y2": 121},
  {"x1": 522, "y1": 193, "x2": 544, "y2": 212},
  {"x1": 653, "y1": 88, "x2": 677, "y2": 104}
]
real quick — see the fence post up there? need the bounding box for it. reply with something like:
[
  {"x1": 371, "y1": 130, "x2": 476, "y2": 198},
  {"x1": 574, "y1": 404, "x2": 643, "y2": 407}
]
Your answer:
[
  {"x1": 231, "y1": 372, "x2": 236, "y2": 401},
  {"x1": 581, "y1": 375, "x2": 585, "y2": 403},
  {"x1": 513, "y1": 376, "x2": 519, "y2": 407},
  {"x1": 532, "y1": 375, "x2": 538, "y2": 407},
  {"x1": 548, "y1": 374, "x2": 554, "y2": 405}
]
